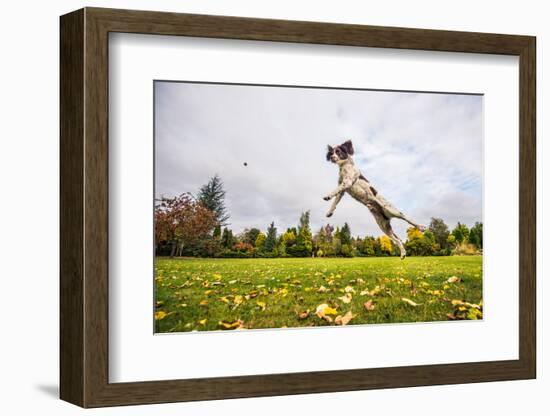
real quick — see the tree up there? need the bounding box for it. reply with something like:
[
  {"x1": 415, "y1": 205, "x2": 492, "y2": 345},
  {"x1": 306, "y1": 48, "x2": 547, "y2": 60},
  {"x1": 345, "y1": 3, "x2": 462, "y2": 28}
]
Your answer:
[
  {"x1": 362, "y1": 236, "x2": 376, "y2": 256},
  {"x1": 264, "y1": 222, "x2": 278, "y2": 253},
  {"x1": 405, "y1": 226, "x2": 436, "y2": 256},
  {"x1": 197, "y1": 174, "x2": 230, "y2": 226},
  {"x1": 378, "y1": 235, "x2": 393, "y2": 255},
  {"x1": 255, "y1": 232, "x2": 266, "y2": 250},
  {"x1": 469, "y1": 222, "x2": 483, "y2": 249},
  {"x1": 241, "y1": 228, "x2": 261, "y2": 246},
  {"x1": 340, "y1": 223, "x2": 352, "y2": 245},
  {"x1": 154, "y1": 193, "x2": 217, "y2": 257},
  {"x1": 452, "y1": 222, "x2": 470, "y2": 244},
  {"x1": 221, "y1": 227, "x2": 234, "y2": 249},
  {"x1": 282, "y1": 229, "x2": 297, "y2": 252},
  {"x1": 213, "y1": 225, "x2": 222, "y2": 240},
  {"x1": 291, "y1": 211, "x2": 313, "y2": 257},
  {"x1": 429, "y1": 217, "x2": 450, "y2": 250}
]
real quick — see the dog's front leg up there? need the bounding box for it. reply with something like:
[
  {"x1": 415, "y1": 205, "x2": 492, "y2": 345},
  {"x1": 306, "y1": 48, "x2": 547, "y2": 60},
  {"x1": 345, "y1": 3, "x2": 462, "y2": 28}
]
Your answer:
[
  {"x1": 323, "y1": 178, "x2": 353, "y2": 201},
  {"x1": 326, "y1": 192, "x2": 344, "y2": 217}
]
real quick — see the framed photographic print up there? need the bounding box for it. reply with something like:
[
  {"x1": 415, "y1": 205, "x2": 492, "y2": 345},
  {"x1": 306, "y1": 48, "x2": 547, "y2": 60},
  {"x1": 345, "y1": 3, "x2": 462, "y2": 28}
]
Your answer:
[{"x1": 60, "y1": 7, "x2": 536, "y2": 408}]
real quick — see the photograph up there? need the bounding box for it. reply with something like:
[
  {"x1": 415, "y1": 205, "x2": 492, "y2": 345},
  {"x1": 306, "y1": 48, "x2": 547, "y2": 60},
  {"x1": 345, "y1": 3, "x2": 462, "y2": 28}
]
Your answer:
[{"x1": 153, "y1": 80, "x2": 483, "y2": 333}]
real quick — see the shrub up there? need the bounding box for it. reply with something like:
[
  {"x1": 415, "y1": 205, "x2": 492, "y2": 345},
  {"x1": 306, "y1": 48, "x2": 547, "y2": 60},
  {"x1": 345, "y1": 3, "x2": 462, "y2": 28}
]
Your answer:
[{"x1": 453, "y1": 242, "x2": 479, "y2": 256}]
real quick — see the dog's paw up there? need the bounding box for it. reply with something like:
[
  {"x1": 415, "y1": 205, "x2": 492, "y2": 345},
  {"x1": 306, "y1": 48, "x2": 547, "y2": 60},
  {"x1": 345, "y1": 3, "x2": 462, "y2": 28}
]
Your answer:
[
  {"x1": 323, "y1": 195, "x2": 332, "y2": 201},
  {"x1": 326, "y1": 212, "x2": 333, "y2": 218}
]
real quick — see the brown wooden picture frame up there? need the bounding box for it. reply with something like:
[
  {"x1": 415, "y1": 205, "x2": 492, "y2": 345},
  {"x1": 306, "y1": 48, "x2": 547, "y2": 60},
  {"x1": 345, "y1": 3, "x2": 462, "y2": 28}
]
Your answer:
[{"x1": 60, "y1": 7, "x2": 536, "y2": 408}]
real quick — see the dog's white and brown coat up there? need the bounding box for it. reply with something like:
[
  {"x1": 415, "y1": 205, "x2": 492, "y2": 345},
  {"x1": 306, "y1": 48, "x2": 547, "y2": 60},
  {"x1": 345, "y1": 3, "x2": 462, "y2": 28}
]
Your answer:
[{"x1": 324, "y1": 140, "x2": 425, "y2": 259}]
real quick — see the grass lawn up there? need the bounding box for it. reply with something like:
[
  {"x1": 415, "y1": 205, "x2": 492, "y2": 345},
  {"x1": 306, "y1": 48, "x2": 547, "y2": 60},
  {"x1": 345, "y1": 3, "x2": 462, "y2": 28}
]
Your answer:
[{"x1": 155, "y1": 256, "x2": 483, "y2": 333}]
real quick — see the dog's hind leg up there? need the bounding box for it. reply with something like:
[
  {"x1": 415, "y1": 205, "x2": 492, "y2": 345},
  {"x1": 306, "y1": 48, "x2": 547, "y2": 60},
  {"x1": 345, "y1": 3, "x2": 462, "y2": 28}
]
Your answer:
[
  {"x1": 375, "y1": 196, "x2": 425, "y2": 231},
  {"x1": 370, "y1": 207, "x2": 407, "y2": 259}
]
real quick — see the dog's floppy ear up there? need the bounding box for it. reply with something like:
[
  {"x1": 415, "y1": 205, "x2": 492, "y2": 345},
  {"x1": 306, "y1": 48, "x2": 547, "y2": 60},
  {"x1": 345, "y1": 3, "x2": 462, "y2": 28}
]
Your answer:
[
  {"x1": 341, "y1": 140, "x2": 354, "y2": 155},
  {"x1": 326, "y1": 145, "x2": 334, "y2": 161}
]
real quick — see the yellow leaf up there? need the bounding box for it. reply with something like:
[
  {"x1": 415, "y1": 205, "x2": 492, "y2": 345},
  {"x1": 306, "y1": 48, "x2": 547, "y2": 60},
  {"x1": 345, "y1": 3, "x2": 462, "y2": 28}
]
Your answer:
[
  {"x1": 219, "y1": 296, "x2": 230, "y2": 304},
  {"x1": 317, "y1": 285, "x2": 328, "y2": 293},
  {"x1": 154, "y1": 311, "x2": 167, "y2": 320},
  {"x1": 204, "y1": 290, "x2": 212, "y2": 296},
  {"x1": 315, "y1": 303, "x2": 338, "y2": 321},
  {"x1": 364, "y1": 300, "x2": 375, "y2": 311},
  {"x1": 401, "y1": 297, "x2": 421, "y2": 307},
  {"x1": 344, "y1": 286, "x2": 356, "y2": 294},
  {"x1": 446, "y1": 276, "x2": 461, "y2": 283},
  {"x1": 212, "y1": 273, "x2": 222, "y2": 279},
  {"x1": 199, "y1": 300, "x2": 209, "y2": 306},
  {"x1": 256, "y1": 301, "x2": 266, "y2": 311},
  {"x1": 199, "y1": 318, "x2": 207, "y2": 325},
  {"x1": 218, "y1": 320, "x2": 244, "y2": 330},
  {"x1": 335, "y1": 310, "x2": 354, "y2": 326}
]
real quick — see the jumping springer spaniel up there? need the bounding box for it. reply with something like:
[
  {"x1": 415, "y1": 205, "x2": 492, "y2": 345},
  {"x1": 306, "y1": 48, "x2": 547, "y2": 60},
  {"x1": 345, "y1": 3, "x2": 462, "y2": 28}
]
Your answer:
[{"x1": 324, "y1": 140, "x2": 425, "y2": 259}]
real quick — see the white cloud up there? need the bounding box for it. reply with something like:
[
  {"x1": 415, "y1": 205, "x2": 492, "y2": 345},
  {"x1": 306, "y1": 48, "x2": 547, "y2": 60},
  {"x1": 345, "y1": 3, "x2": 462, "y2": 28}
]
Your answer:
[{"x1": 155, "y1": 82, "x2": 482, "y2": 238}]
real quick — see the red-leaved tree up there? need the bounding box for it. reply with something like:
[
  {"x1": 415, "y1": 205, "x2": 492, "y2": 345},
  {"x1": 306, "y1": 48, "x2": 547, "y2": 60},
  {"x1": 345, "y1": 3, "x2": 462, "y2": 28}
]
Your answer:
[{"x1": 155, "y1": 193, "x2": 217, "y2": 257}]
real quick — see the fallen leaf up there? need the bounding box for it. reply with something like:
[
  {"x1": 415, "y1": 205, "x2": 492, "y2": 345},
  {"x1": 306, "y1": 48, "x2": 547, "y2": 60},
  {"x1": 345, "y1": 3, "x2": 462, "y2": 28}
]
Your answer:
[
  {"x1": 335, "y1": 311, "x2": 354, "y2": 326},
  {"x1": 297, "y1": 310, "x2": 310, "y2": 319},
  {"x1": 363, "y1": 300, "x2": 375, "y2": 311},
  {"x1": 344, "y1": 286, "x2": 356, "y2": 294},
  {"x1": 317, "y1": 285, "x2": 329, "y2": 293},
  {"x1": 256, "y1": 301, "x2": 266, "y2": 311},
  {"x1": 199, "y1": 300, "x2": 209, "y2": 306},
  {"x1": 446, "y1": 276, "x2": 461, "y2": 283},
  {"x1": 315, "y1": 303, "x2": 338, "y2": 322},
  {"x1": 218, "y1": 320, "x2": 244, "y2": 330},
  {"x1": 198, "y1": 318, "x2": 207, "y2": 325},
  {"x1": 401, "y1": 297, "x2": 421, "y2": 307},
  {"x1": 154, "y1": 311, "x2": 167, "y2": 320},
  {"x1": 338, "y1": 294, "x2": 353, "y2": 304}
]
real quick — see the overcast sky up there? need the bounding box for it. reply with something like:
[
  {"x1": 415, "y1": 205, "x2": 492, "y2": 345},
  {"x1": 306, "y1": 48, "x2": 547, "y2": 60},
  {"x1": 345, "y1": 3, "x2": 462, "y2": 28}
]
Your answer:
[{"x1": 155, "y1": 81, "x2": 483, "y2": 239}]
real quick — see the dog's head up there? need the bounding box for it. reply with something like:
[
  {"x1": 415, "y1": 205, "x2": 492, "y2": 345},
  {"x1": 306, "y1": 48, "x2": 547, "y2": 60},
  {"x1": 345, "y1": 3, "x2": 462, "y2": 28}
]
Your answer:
[{"x1": 326, "y1": 140, "x2": 354, "y2": 164}]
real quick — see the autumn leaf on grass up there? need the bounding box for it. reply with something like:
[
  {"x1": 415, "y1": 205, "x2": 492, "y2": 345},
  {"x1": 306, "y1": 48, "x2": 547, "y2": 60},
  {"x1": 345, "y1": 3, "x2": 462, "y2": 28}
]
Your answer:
[
  {"x1": 363, "y1": 300, "x2": 375, "y2": 311},
  {"x1": 335, "y1": 311, "x2": 354, "y2": 326},
  {"x1": 155, "y1": 301, "x2": 164, "y2": 308},
  {"x1": 401, "y1": 297, "x2": 422, "y2": 307},
  {"x1": 296, "y1": 310, "x2": 310, "y2": 320},
  {"x1": 199, "y1": 300, "x2": 209, "y2": 306},
  {"x1": 218, "y1": 320, "x2": 245, "y2": 330},
  {"x1": 256, "y1": 301, "x2": 266, "y2": 311},
  {"x1": 198, "y1": 318, "x2": 207, "y2": 326},
  {"x1": 219, "y1": 296, "x2": 231, "y2": 304},
  {"x1": 154, "y1": 311, "x2": 168, "y2": 321},
  {"x1": 338, "y1": 294, "x2": 352, "y2": 304},
  {"x1": 344, "y1": 286, "x2": 356, "y2": 294},
  {"x1": 212, "y1": 273, "x2": 222, "y2": 280},
  {"x1": 315, "y1": 303, "x2": 338, "y2": 323},
  {"x1": 232, "y1": 295, "x2": 244, "y2": 310},
  {"x1": 446, "y1": 276, "x2": 461, "y2": 284},
  {"x1": 317, "y1": 285, "x2": 329, "y2": 293},
  {"x1": 247, "y1": 290, "x2": 259, "y2": 299}
]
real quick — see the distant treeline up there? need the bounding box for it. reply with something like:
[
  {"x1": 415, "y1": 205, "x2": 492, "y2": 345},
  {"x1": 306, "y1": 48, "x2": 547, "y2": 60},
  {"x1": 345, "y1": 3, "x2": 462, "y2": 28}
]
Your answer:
[{"x1": 155, "y1": 175, "x2": 482, "y2": 259}]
